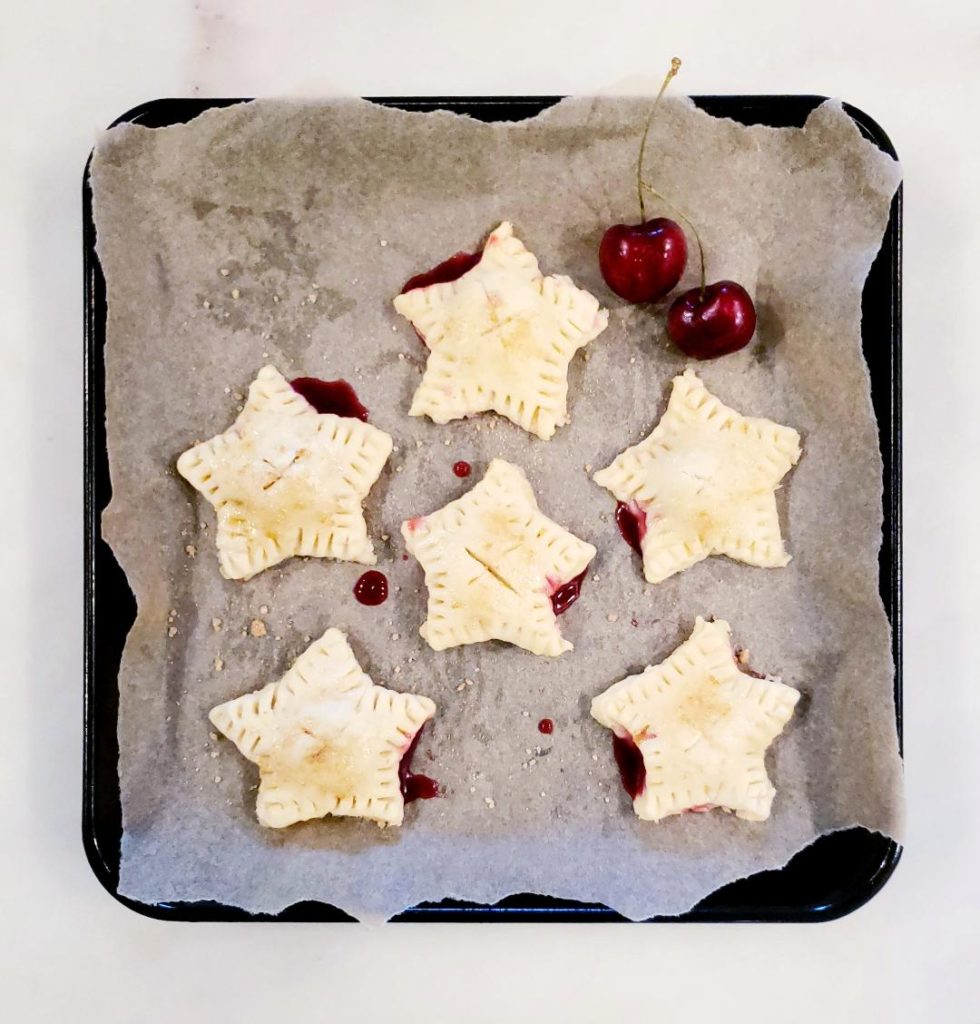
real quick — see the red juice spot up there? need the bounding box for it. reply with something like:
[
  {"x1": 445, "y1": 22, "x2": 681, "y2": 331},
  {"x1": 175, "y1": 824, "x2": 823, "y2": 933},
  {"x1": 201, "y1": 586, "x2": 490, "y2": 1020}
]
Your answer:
[
  {"x1": 353, "y1": 570, "x2": 388, "y2": 606},
  {"x1": 453, "y1": 460, "x2": 472, "y2": 478},
  {"x1": 401, "y1": 554, "x2": 409, "y2": 561},
  {"x1": 401, "y1": 251, "x2": 482, "y2": 294},
  {"x1": 612, "y1": 731, "x2": 646, "y2": 799},
  {"x1": 615, "y1": 501, "x2": 647, "y2": 556},
  {"x1": 290, "y1": 377, "x2": 368, "y2": 421},
  {"x1": 398, "y1": 728, "x2": 440, "y2": 802},
  {"x1": 537, "y1": 718, "x2": 554, "y2": 735},
  {"x1": 549, "y1": 568, "x2": 588, "y2": 617}
]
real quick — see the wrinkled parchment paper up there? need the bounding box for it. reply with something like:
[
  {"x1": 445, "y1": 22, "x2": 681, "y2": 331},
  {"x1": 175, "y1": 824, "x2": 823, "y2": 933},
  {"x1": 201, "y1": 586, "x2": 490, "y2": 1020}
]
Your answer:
[{"x1": 91, "y1": 96, "x2": 902, "y2": 920}]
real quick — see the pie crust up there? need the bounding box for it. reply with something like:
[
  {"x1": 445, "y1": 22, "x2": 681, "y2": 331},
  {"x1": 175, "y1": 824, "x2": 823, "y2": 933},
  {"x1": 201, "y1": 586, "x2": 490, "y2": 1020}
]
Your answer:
[
  {"x1": 393, "y1": 221, "x2": 608, "y2": 439},
  {"x1": 177, "y1": 365, "x2": 393, "y2": 580},
  {"x1": 594, "y1": 369, "x2": 801, "y2": 583},
  {"x1": 209, "y1": 628, "x2": 436, "y2": 828},
  {"x1": 591, "y1": 617, "x2": 800, "y2": 822},
  {"x1": 402, "y1": 458, "x2": 596, "y2": 656}
]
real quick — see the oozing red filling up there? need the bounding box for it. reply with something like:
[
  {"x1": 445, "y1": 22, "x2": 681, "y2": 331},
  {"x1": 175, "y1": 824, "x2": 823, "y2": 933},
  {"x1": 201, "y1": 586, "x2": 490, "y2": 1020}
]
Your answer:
[
  {"x1": 614, "y1": 501, "x2": 647, "y2": 556},
  {"x1": 398, "y1": 728, "x2": 440, "y2": 802},
  {"x1": 538, "y1": 718, "x2": 554, "y2": 735},
  {"x1": 401, "y1": 250, "x2": 482, "y2": 294},
  {"x1": 353, "y1": 570, "x2": 388, "y2": 606},
  {"x1": 612, "y1": 731, "x2": 646, "y2": 799},
  {"x1": 290, "y1": 377, "x2": 369, "y2": 421},
  {"x1": 452, "y1": 460, "x2": 472, "y2": 478},
  {"x1": 548, "y1": 568, "x2": 589, "y2": 617}
]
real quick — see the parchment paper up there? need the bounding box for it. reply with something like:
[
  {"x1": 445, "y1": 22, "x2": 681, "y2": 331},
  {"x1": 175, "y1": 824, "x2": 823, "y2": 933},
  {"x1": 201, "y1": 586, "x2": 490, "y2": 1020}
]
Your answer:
[{"x1": 91, "y1": 95, "x2": 903, "y2": 920}]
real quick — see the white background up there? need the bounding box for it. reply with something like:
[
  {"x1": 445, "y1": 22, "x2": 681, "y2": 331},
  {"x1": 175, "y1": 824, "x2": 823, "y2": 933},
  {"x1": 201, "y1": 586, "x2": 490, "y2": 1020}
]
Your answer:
[{"x1": 2, "y1": 1, "x2": 978, "y2": 1021}]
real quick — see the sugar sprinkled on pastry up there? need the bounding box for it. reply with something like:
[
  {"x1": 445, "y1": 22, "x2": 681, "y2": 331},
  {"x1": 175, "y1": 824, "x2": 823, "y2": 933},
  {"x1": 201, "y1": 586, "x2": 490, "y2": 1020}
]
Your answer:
[
  {"x1": 591, "y1": 617, "x2": 799, "y2": 822},
  {"x1": 209, "y1": 628, "x2": 436, "y2": 828},
  {"x1": 177, "y1": 365, "x2": 393, "y2": 580},
  {"x1": 393, "y1": 222, "x2": 608, "y2": 440},
  {"x1": 594, "y1": 369, "x2": 801, "y2": 584},
  {"x1": 402, "y1": 458, "x2": 596, "y2": 657}
]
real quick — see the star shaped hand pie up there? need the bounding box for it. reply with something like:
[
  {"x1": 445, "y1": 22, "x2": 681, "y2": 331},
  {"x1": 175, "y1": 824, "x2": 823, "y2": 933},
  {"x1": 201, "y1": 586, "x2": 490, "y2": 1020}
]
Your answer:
[
  {"x1": 177, "y1": 365, "x2": 393, "y2": 580},
  {"x1": 402, "y1": 459, "x2": 596, "y2": 657},
  {"x1": 591, "y1": 618, "x2": 800, "y2": 822},
  {"x1": 209, "y1": 628, "x2": 436, "y2": 828},
  {"x1": 594, "y1": 370, "x2": 801, "y2": 583},
  {"x1": 393, "y1": 221, "x2": 608, "y2": 440}
]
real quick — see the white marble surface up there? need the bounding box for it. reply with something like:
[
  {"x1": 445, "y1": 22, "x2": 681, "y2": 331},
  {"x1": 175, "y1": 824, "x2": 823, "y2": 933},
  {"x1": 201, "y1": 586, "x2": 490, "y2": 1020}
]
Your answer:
[{"x1": 1, "y1": 1, "x2": 978, "y2": 1020}]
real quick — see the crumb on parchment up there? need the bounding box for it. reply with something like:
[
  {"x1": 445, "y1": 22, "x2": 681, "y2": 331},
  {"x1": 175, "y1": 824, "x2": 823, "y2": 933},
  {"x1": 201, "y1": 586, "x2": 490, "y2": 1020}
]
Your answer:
[{"x1": 249, "y1": 619, "x2": 267, "y2": 638}]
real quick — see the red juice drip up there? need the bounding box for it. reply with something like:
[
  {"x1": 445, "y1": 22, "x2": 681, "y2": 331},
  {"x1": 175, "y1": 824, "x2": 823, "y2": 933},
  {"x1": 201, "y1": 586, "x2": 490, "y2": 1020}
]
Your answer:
[
  {"x1": 612, "y1": 732, "x2": 646, "y2": 799},
  {"x1": 398, "y1": 728, "x2": 440, "y2": 802},
  {"x1": 401, "y1": 250, "x2": 482, "y2": 294},
  {"x1": 537, "y1": 718, "x2": 554, "y2": 735},
  {"x1": 291, "y1": 377, "x2": 368, "y2": 421},
  {"x1": 550, "y1": 568, "x2": 588, "y2": 617},
  {"x1": 614, "y1": 501, "x2": 647, "y2": 556},
  {"x1": 353, "y1": 570, "x2": 388, "y2": 606},
  {"x1": 453, "y1": 460, "x2": 472, "y2": 478}
]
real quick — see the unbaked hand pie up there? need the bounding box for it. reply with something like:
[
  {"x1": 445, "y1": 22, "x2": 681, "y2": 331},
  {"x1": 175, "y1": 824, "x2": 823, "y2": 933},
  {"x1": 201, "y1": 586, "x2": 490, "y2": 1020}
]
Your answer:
[
  {"x1": 393, "y1": 221, "x2": 608, "y2": 440},
  {"x1": 209, "y1": 628, "x2": 437, "y2": 828},
  {"x1": 402, "y1": 458, "x2": 596, "y2": 656},
  {"x1": 594, "y1": 369, "x2": 801, "y2": 583},
  {"x1": 591, "y1": 617, "x2": 800, "y2": 822},
  {"x1": 177, "y1": 365, "x2": 393, "y2": 580}
]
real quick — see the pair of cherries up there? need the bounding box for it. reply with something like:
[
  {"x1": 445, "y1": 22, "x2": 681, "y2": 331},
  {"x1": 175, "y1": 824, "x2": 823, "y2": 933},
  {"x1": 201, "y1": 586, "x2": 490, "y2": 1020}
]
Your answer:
[
  {"x1": 597, "y1": 60, "x2": 756, "y2": 360},
  {"x1": 599, "y1": 222, "x2": 755, "y2": 360}
]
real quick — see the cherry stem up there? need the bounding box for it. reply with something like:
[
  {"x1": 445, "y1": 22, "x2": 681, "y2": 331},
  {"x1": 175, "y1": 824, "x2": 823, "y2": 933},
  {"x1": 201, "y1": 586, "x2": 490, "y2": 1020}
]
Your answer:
[
  {"x1": 636, "y1": 57, "x2": 682, "y2": 223},
  {"x1": 640, "y1": 178, "x2": 706, "y2": 298}
]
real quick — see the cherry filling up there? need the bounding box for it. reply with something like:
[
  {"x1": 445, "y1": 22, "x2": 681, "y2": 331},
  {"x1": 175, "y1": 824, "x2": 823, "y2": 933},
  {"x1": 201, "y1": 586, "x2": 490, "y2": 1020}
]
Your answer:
[
  {"x1": 398, "y1": 728, "x2": 440, "y2": 803},
  {"x1": 453, "y1": 460, "x2": 472, "y2": 478},
  {"x1": 614, "y1": 501, "x2": 647, "y2": 556},
  {"x1": 290, "y1": 377, "x2": 369, "y2": 421},
  {"x1": 401, "y1": 250, "x2": 482, "y2": 295},
  {"x1": 353, "y1": 570, "x2": 388, "y2": 606},
  {"x1": 538, "y1": 718, "x2": 554, "y2": 735},
  {"x1": 548, "y1": 568, "x2": 589, "y2": 617},
  {"x1": 612, "y1": 731, "x2": 646, "y2": 799}
]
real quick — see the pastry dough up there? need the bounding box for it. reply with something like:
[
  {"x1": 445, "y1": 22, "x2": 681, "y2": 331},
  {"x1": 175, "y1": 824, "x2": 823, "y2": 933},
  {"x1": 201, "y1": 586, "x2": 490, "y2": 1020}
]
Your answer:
[
  {"x1": 393, "y1": 221, "x2": 608, "y2": 439},
  {"x1": 594, "y1": 370, "x2": 801, "y2": 583},
  {"x1": 591, "y1": 618, "x2": 799, "y2": 822},
  {"x1": 209, "y1": 628, "x2": 436, "y2": 828},
  {"x1": 177, "y1": 365, "x2": 393, "y2": 580},
  {"x1": 402, "y1": 459, "x2": 596, "y2": 656}
]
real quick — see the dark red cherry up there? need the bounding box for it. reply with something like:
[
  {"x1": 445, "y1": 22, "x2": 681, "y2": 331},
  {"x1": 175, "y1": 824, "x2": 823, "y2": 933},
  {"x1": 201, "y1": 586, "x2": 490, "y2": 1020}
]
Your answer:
[
  {"x1": 666, "y1": 280, "x2": 757, "y2": 359},
  {"x1": 598, "y1": 218, "x2": 687, "y2": 303}
]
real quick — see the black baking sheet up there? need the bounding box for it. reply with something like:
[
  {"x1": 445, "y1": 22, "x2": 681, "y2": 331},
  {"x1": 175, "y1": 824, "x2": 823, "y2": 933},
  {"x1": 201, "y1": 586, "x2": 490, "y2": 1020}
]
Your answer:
[{"x1": 83, "y1": 95, "x2": 902, "y2": 922}]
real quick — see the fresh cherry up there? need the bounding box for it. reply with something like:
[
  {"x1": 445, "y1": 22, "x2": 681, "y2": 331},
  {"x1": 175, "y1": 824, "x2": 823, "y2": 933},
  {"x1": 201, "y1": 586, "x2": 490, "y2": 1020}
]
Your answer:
[
  {"x1": 598, "y1": 218, "x2": 687, "y2": 303},
  {"x1": 666, "y1": 281, "x2": 757, "y2": 360}
]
